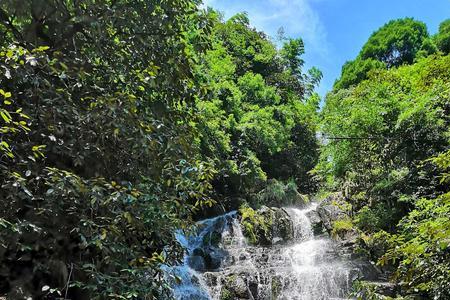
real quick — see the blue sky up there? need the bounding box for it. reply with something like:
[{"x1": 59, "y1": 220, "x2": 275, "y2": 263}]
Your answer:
[{"x1": 203, "y1": 0, "x2": 450, "y2": 98}]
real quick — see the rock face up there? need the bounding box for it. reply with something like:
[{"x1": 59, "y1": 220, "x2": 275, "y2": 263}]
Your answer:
[
  {"x1": 239, "y1": 206, "x2": 294, "y2": 246},
  {"x1": 316, "y1": 192, "x2": 348, "y2": 232}
]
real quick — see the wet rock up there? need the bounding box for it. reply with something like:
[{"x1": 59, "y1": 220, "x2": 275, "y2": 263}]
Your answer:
[
  {"x1": 190, "y1": 247, "x2": 224, "y2": 270},
  {"x1": 239, "y1": 206, "x2": 273, "y2": 246},
  {"x1": 350, "y1": 259, "x2": 383, "y2": 281},
  {"x1": 306, "y1": 209, "x2": 324, "y2": 235},
  {"x1": 317, "y1": 192, "x2": 349, "y2": 232},
  {"x1": 188, "y1": 255, "x2": 206, "y2": 271},
  {"x1": 248, "y1": 279, "x2": 258, "y2": 299},
  {"x1": 239, "y1": 206, "x2": 298, "y2": 246},
  {"x1": 233, "y1": 276, "x2": 249, "y2": 298},
  {"x1": 271, "y1": 275, "x2": 282, "y2": 298},
  {"x1": 295, "y1": 194, "x2": 310, "y2": 207},
  {"x1": 273, "y1": 209, "x2": 294, "y2": 243},
  {"x1": 219, "y1": 274, "x2": 253, "y2": 300},
  {"x1": 202, "y1": 230, "x2": 222, "y2": 247}
]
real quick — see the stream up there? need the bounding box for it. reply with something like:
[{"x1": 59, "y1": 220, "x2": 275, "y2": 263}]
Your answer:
[{"x1": 165, "y1": 203, "x2": 361, "y2": 300}]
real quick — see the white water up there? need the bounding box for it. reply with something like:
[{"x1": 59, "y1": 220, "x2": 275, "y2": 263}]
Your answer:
[
  {"x1": 166, "y1": 204, "x2": 353, "y2": 300},
  {"x1": 276, "y1": 205, "x2": 351, "y2": 299}
]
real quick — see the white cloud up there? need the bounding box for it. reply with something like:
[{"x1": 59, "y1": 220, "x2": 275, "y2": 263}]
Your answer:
[{"x1": 201, "y1": 0, "x2": 329, "y2": 58}]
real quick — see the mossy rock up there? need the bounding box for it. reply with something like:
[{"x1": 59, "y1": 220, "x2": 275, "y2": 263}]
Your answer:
[
  {"x1": 202, "y1": 230, "x2": 222, "y2": 247},
  {"x1": 274, "y1": 209, "x2": 294, "y2": 242},
  {"x1": 271, "y1": 275, "x2": 282, "y2": 298},
  {"x1": 239, "y1": 205, "x2": 273, "y2": 245},
  {"x1": 222, "y1": 275, "x2": 250, "y2": 298},
  {"x1": 331, "y1": 217, "x2": 357, "y2": 240},
  {"x1": 220, "y1": 288, "x2": 233, "y2": 300}
]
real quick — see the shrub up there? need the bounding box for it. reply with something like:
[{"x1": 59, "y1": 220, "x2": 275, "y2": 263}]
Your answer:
[{"x1": 331, "y1": 217, "x2": 355, "y2": 239}]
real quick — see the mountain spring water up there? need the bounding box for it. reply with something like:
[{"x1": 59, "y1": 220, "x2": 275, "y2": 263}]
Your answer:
[{"x1": 165, "y1": 203, "x2": 355, "y2": 300}]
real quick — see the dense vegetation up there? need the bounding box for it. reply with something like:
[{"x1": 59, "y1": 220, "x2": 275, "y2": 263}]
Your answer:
[
  {"x1": 0, "y1": 1, "x2": 319, "y2": 298},
  {"x1": 194, "y1": 11, "x2": 321, "y2": 211},
  {"x1": 318, "y1": 18, "x2": 450, "y2": 300},
  {"x1": 1, "y1": 0, "x2": 449, "y2": 299}
]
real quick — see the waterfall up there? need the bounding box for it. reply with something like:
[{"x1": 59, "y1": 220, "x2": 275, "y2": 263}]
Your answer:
[
  {"x1": 277, "y1": 206, "x2": 352, "y2": 300},
  {"x1": 166, "y1": 204, "x2": 354, "y2": 300}
]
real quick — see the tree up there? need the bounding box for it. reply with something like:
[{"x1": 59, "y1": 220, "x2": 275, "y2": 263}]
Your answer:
[
  {"x1": 360, "y1": 18, "x2": 429, "y2": 67},
  {"x1": 319, "y1": 21, "x2": 450, "y2": 299},
  {"x1": 0, "y1": 0, "x2": 214, "y2": 298},
  {"x1": 194, "y1": 11, "x2": 321, "y2": 208},
  {"x1": 334, "y1": 57, "x2": 385, "y2": 89},
  {"x1": 335, "y1": 18, "x2": 433, "y2": 89},
  {"x1": 435, "y1": 19, "x2": 450, "y2": 54}
]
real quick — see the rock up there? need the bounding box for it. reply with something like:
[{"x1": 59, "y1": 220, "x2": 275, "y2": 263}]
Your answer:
[
  {"x1": 233, "y1": 276, "x2": 249, "y2": 298},
  {"x1": 219, "y1": 287, "x2": 233, "y2": 300},
  {"x1": 272, "y1": 208, "x2": 294, "y2": 244},
  {"x1": 188, "y1": 255, "x2": 206, "y2": 271},
  {"x1": 295, "y1": 194, "x2": 310, "y2": 207},
  {"x1": 317, "y1": 192, "x2": 349, "y2": 232},
  {"x1": 350, "y1": 259, "x2": 383, "y2": 281},
  {"x1": 202, "y1": 230, "x2": 222, "y2": 247},
  {"x1": 239, "y1": 206, "x2": 273, "y2": 246},
  {"x1": 219, "y1": 274, "x2": 253, "y2": 299},
  {"x1": 271, "y1": 275, "x2": 282, "y2": 299},
  {"x1": 248, "y1": 278, "x2": 258, "y2": 299},
  {"x1": 193, "y1": 248, "x2": 205, "y2": 257},
  {"x1": 189, "y1": 247, "x2": 224, "y2": 270},
  {"x1": 306, "y1": 209, "x2": 324, "y2": 235}
]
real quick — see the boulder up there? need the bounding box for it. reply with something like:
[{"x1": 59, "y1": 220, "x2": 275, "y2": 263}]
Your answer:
[
  {"x1": 202, "y1": 230, "x2": 222, "y2": 247},
  {"x1": 306, "y1": 209, "x2": 325, "y2": 235},
  {"x1": 219, "y1": 274, "x2": 254, "y2": 300},
  {"x1": 189, "y1": 247, "x2": 224, "y2": 270},
  {"x1": 239, "y1": 206, "x2": 300, "y2": 246},
  {"x1": 188, "y1": 255, "x2": 206, "y2": 271},
  {"x1": 317, "y1": 192, "x2": 349, "y2": 232},
  {"x1": 273, "y1": 209, "x2": 294, "y2": 243},
  {"x1": 239, "y1": 206, "x2": 273, "y2": 246}
]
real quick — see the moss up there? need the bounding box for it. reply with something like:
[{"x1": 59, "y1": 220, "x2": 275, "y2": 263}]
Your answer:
[
  {"x1": 239, "y1": 205, "x2": 273, "y2": 245},
  {"x1": 271, "y1": 276, "x2": 282, "y2": 298},
  {"x1": 220, "y1": 275, "x2": 238, "y2": 300},
  {"x1": 331, "y1": 217, "x2": 354, "y2": 239},
  {"x1": 220, "y1": 288, "x2": 233, "y2": 300}
]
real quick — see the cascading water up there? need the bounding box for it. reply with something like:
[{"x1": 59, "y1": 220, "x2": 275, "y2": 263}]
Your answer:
[
  {"x1": 165, "y1": 203, "x2": 355, "y2": 300},
  {"x1": 275, "y1": 205, "x2": 352, "y2": 299}
]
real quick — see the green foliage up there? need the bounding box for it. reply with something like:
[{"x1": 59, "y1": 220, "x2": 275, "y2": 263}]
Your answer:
[
  {"x1": 239, "y1": 205, "x2": 272, "y2": 245},
  {"x1": 334, "y1": 57, "x2": 385, "y2": 90},
  {"x1": 281, "y1": 38, "x2": 305, "y2": 75},
  {"x1": 435, "y1": 19, "x2": 450, "y2": 54},
  {"x1": 352, "y1": 280, "x2": 406, "y2": 300},
  {"x1": 358, "y1": 230, "x2": 392, "y2": 262},
  {"x1": 331, "y1": 217, "x2": 354, "y2": 239},
  {"x1": 335, "y1": 18, "x2": 439, "y2": 89},
  {"x1": 195, "y1": 12, "x2": 321, "y2": 202},
  {"x1": 319, "y1": 54, "x2": 450, "y2": 214},
  {"x1": 321, "y1": 19, "x2": 450, "y2": 299},
  {"x1": 379, "y1": 192, "x2": 450, "y2": 299},
  {"x1": 0, "y1": 0, "x2": 214, "y2": 298},
  {"x1": 360, "y1": 18, "x2": 429, "y2": 67},
  {"x1": 429, "y1": 150, "x2": 450, "y2": 183},
  {"x1": 355, "y1": 204, "x2": 398, "y2": 233},
  {"x1": 220, "y1": 288, "x2": 233, "y2": 300},
  {"x1": 256, "y1": 179, "x2": 307, "y2": 207},
  {"x1": 375, "y1": 152, "x2": 450, "y2": 299}
]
